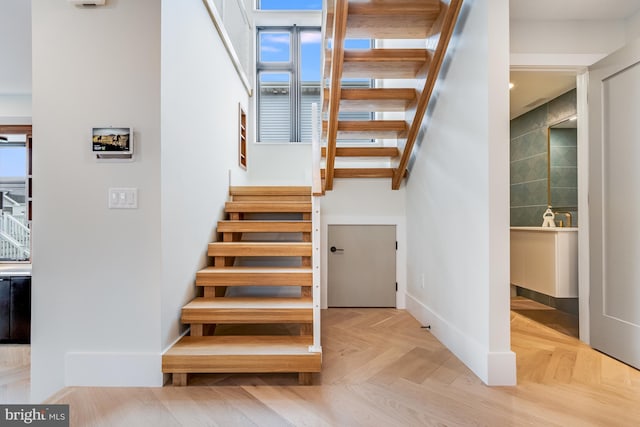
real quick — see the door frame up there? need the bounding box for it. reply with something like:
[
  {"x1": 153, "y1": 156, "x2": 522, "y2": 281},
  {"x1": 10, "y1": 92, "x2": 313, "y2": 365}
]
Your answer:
[
  {"x1": 321, "y1": 215, "x2": 406, "y2": 310},
  {"x1": 511, "y1": 56, "x2": 594, "y2": 344}
]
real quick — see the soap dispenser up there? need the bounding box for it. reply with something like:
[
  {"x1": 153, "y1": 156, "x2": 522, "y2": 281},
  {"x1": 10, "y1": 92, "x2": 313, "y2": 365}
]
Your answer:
[{"x1": 542, "y1": 206, "x2": 556, "y2": 228}]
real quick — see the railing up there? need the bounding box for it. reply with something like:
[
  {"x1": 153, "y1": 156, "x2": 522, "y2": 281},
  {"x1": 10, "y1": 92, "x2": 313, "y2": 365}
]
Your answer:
[
  {"x1": 310, "y1": 102, "x2": 323, "y2": 353},
  {"x1": 2, "y1": 193, "x2": 20, "y2": 207},
  {"x1": 2, "y1": 213, "x2": 29, "y2": 246},
  {"x1": 202, "y1": 0, "x2": 253, "y2": 96},
  {"x1": 0, "y1": 212, "x2": 30, "y2": 260},
  {"x1": 391, "y1": 0, "x2": 464, "y2": 189},
  {"x1": 323, "y1": 0, "x2": 349, "y2": 191}
]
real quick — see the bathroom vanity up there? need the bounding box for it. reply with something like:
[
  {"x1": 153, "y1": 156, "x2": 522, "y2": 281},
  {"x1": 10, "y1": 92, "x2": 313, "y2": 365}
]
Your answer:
[{"x1": 510, "y1": 227, "x2": 578, "y2": 298}]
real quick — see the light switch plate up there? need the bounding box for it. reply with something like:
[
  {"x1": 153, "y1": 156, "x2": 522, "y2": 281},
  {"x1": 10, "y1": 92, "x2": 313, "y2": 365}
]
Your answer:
[{"x1": 108, "y1": 188, "x2": 138, "y2": 209}]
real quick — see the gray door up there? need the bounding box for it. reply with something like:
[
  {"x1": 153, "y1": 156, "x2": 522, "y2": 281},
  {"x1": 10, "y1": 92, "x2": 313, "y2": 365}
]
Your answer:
[
  {"x1": 588, "y1": 38, "x2": 640, "y2": 369},
  {"x1": 328, "y1": 225, "x2": 396, "y2": 307}
]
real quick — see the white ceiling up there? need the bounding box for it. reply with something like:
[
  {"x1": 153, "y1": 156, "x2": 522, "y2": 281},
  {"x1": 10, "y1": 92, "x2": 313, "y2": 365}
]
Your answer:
[
  {"x1": 510, "y1": 0, "x2": 640, "y2": 21},
  {"x1": 0, "y1": 0, "x2": 31, "y2": 95},
  {"x1": 509, "y1": 71, "x2": 577, "y2": 119}
]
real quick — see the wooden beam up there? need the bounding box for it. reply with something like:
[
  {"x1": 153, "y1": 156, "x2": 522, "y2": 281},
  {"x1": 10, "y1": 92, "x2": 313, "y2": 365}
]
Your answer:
[
  {"x1": 321, "y1": 168, "x2": 395, "y2": 179},
  {"x1": 322, "y1": 88, "x2": 417, "y2": 112},
  {"x1": 0, "y1": 125, "x2": 32, "y2": 135},
  {"x1": 325, "y1": 0, "x2": 349, "y2": 191},
  {"x1": 322, "y1": 120, "x2": 408, "y2": 140},
  {"x1": 325, "y1": 49, "x2": 432, "y2": 79},
  {"x1": 392, "y1": 0, "x2": 464, "y2": 189},
  {"x1": 321, "y1": 147, "x2": 400, "y2": 158}
]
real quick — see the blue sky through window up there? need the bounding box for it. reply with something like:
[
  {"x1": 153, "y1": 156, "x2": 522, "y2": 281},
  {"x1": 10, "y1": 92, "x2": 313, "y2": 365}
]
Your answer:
[
  {"x1": 259, "y1": 0, "x2": 322, "y2": 10},
  {"x1": 260, "y1": 32, "x2": 290, "y2": 62},
  {"x1": 260, "y1": 30, "x2": 371, "y2": 83},
  {"x1": 0, "y1": 147, "x2": 26, "y2": 177}
]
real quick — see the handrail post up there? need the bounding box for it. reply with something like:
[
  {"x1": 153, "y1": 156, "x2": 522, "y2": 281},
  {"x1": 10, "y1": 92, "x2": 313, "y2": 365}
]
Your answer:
[{"x1": 310, "y1": 102, "x2": 323, "y2": 354}]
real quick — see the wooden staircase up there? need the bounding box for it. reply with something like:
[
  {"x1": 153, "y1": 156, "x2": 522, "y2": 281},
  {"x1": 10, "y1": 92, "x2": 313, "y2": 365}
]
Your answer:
[
  {"x1": 322, "y1": 0, "x2": 464, "y2": 190},
  {"x1": 162, "y1": 186, "x2": 321, "y2": 385}
]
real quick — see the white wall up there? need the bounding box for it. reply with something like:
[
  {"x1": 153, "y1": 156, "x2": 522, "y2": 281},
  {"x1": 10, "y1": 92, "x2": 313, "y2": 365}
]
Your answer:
[
  {"x1": 510, "y1": 19, "x2": 627, "y2": 56},
  {"x1": 160, "y1": 0, "x2": 250, "y2": 353},
  {"x1": 31, "y1": 0, "x2": 162, "y2": 402},
  {"x1": 626, "y1": 9, "x2": 640, "y2": 43},
  {"x1": 321, "y1": 180, "x2": 406, "y2": 309},
  {"x1": 404, "y1": 0, "x2": 515, "y2": 385},
  {"x1": 0, "y1": 95, "x2": 31, "y2": 124},
  {"x1": 246, "y1": 143, "x2": 311, "y2": 185}
]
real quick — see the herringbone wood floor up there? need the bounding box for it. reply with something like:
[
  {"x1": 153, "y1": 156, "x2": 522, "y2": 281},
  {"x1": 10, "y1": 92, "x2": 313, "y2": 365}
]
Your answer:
[{"x1": 41, "y1": 308, "x2": 640, "y2": 426}]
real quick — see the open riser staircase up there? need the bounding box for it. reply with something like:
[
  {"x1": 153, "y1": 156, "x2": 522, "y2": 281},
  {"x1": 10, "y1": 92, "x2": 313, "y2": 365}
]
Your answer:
[
  {"x1": 321, "y1": 0, "x2": 463, "y2": 191},
  {"x1": 162, "y1": 186, "x2": 321, "y2": 385}
]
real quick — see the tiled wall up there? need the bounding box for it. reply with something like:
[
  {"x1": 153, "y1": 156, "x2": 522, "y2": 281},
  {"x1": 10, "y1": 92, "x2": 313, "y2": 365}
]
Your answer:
[
  {"x1": 550, "y1": 128, "x2": 578, "y2": 219},
  {"x1": 510, "y1": 89, "x2": 577, "y2": 226}
]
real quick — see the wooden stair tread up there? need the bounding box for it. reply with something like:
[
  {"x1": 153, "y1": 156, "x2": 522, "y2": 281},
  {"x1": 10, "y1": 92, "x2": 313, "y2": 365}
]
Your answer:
[
  {"x1": 326, "y1": 0, "x2": 442, "y2": 39},
  {"x1": 320, "y1": 147, "x2": 399, "y2": 158},
  {"x1": 229, "y1": 186, "x2": 311, "y2": 197},
  {"x1": 322, "y1": 120, "x2": 408, "y2": 140},
  {"x1": 208, "y1": 241, "x2": 312, "y2": 257},
  {"x1": 225, "y1": 201, "x2": 312, "y2": 213},
  {"x1": 321, "y1": 168, "x2": 395, "y2": 179},
  {"x1": 182, "y1": 297, "x2": 312, "y2": 324},
  {"x1": 197, "y1": 266, "x2": 312, "y2": 286},
  {"x1": 164, "y1": 335, "x2": 315, "y2": 356},
  {"x1": 325, "y1": 49, "x2": 431, "y2": 79},
  {"x1": 184, "y1": 297, "x2": 312, "y2": 310},
  {"x1": 217, "y1": 220, "x2": 311, "y2": 233},
  {"x1": 162, "y1": 336, "x2": 321, "y2": 374},
  {"x1": 322, "y1": 88, "x2": 417, "y2": 112}
]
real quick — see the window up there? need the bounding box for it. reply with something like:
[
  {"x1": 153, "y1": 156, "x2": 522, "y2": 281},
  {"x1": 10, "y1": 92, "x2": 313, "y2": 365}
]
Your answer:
[
  {"x1": 0, "y1": 127, "x2": 32, "y2": 262},
  {"x1": 257, "y1": 0, "x2": 322, "y2": 10},
  {"x1": 257, "y1": 27, "x2": 372, "y2": 143},
  {"x1": 257, "y1": 27, "x2": 321, "y2": 142}
]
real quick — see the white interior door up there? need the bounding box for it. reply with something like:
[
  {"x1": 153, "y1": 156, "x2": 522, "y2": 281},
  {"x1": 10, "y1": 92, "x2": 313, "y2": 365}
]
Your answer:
[
  {"x1": 588, "y1": 38, "x2": 640, "y2": 369},
  {"x1": 328, "y1": 225, "x2": 396, "y2": 307}
]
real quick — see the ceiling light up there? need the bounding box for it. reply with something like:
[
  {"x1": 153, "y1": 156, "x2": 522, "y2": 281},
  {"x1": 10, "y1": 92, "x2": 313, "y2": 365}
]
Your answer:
[{"x1": 509, "y1": 82, "x2": 515, "y2": 90}]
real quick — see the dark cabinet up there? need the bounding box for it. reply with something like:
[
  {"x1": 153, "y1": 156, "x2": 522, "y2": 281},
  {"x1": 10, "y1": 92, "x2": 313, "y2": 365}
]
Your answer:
[
  {"x1": 0, "y1": 278, "x2": 10, "y2": 340},
  {"x1": 0, "y1": 276, "x2": 31, "y2": 343}
]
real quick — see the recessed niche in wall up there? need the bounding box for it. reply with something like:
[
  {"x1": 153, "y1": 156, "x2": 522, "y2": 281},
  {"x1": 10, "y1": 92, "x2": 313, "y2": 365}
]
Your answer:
[{"x1": 238, "y1": 105, "x2": 247, "y2": 170}]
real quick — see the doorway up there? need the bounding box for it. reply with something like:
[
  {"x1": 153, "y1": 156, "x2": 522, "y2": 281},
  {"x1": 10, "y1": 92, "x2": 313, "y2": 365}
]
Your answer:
[
  {"x1": 327, "y1": 225, "x2": 396, "y2": 307},
  {"x1": 509, "y1": 70, "x2": 581, "y2": 339}
]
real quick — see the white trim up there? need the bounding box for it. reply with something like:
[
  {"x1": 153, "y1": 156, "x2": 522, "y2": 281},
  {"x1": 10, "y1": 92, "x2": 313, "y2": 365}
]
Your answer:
[
  {"x1": 508, "y1": 61, "x2": 591, "y2": 345},
  {"x1": 0, "y1": 117, "x2": 31, "y2": 125},
  {"x1": 510, "y1": 53, "x2": 606, "y2": 69},
  {"x1": 202, "y1": 0, "x2": 253, "y2": 96},
  {"x1": 405, "y1": 293, "x2": 517, "y2": 386},
  {"x1": 321, "y1": 215, "x2": 406, "y2": 310},
  {"x1": 253, "y1": 11, "x2": 322, "y2": 27},
  {"x1": 576, "y1": 71, "x2": 590, "y2": 344},
  {"x1": 65, "y1": 352, "x2": 163, "y2": 387}
]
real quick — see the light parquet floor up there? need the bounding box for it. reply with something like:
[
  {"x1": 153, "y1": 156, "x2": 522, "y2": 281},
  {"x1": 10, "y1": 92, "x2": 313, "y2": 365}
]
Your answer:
[
  {"x1": 0, "y1": 344, "x2": 30, "y2": 404},
  {"x1": 40, "y1": 308, "x2": 640, "y2": 426}
]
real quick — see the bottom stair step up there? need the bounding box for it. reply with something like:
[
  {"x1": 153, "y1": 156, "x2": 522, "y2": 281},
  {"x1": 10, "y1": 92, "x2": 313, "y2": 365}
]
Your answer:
[{"x1": 162, "y1": 335, "x2": 321, "y2": 374}]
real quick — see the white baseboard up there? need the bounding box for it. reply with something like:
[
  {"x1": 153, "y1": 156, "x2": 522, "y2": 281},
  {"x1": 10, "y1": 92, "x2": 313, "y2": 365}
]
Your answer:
[
  {"x1": 405, "y1": 292, "x2": 516, "y2": 386},
  {"x1": 65, "y1": 352, "x2": 164, "y2": 387}
]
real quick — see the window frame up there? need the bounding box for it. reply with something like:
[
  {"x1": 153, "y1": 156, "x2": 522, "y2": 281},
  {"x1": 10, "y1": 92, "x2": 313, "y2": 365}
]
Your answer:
[{"x1": 256, "y1": 25, "x2": 320, "y2": 143}]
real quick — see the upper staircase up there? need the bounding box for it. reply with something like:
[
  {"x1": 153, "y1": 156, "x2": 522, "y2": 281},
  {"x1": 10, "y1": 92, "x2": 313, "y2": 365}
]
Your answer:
[
  {"x1": 162, "y1": 186, "x2": 321, "y2": 385},
  {"x1": 321, "y1": 0, "x2": 463, "y2": 190}
]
